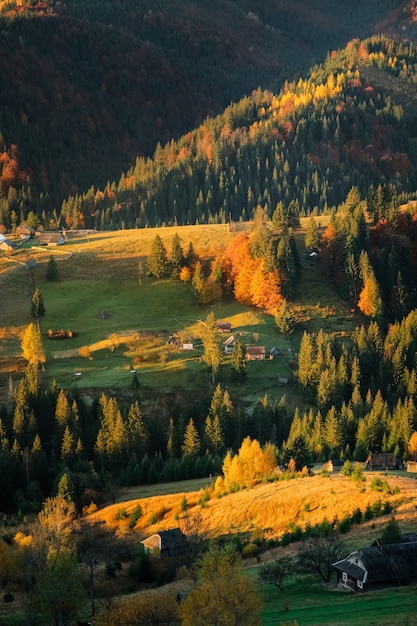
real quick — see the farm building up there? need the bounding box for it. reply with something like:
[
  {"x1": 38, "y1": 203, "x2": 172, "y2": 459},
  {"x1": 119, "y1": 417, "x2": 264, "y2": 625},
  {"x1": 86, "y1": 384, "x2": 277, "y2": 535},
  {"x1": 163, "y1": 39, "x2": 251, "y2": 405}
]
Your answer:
[
  {"x1": 0, "y1": 235, "x2": 17, "y2": 252},
  {"x1": 36, "y1": 231, "x2": 65, "y2": 246},
  {"x1": 407, "y1": 461, "x2": 417, "y2": 473},
  {"x1": 141, "y1": 528, "x2": 187, "y2": 558},
  {"x1": 223, "y1": 335, "x2": 235, "y2": 354},
  {"x1": 333, "y1": 540, "x2": 417, "y2": 592},
  {"x1": 16, "y1": 225, "x2": 34, "y2": 240},
  {"x1": 365, "y1": 452, "x2": 398, "y2": 470},
  {"x1": 246, "y1": 346, "x2": 266, "y2": 361},
  {"x1": 218, "y1": 322, "x2": 232, "y2": 333},
  {"x1": 323, "y1": 459, "x2": 343, "y2": 473}
]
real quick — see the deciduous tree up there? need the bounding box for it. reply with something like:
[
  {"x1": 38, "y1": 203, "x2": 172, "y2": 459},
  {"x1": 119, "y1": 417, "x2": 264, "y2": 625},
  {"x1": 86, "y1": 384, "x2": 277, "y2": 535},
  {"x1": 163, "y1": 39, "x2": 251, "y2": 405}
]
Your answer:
[{"x1": 180, "y1": 544, "x2": 261, "y2": 626}]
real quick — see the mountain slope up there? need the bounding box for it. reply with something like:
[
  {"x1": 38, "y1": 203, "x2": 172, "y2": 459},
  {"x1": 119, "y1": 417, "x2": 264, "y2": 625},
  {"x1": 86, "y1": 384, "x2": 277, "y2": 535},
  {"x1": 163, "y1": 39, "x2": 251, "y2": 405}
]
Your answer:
[{"x1": 0, "y1": 0, "x2": 409, "y2": 215}]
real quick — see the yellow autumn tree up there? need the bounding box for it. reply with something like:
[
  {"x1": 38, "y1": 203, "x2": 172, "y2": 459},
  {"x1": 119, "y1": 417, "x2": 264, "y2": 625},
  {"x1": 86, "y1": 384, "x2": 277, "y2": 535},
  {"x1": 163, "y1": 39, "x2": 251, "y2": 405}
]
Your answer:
[{"x1": 358, "y1": 274, "x2": 382, "y2": 318}]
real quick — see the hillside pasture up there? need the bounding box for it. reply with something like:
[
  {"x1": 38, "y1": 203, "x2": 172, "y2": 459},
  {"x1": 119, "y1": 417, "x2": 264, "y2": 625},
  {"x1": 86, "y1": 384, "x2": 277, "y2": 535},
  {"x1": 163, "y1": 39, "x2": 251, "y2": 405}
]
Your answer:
[{"x1": 0, "y1": 223, "x2": 358, "y2": 406}]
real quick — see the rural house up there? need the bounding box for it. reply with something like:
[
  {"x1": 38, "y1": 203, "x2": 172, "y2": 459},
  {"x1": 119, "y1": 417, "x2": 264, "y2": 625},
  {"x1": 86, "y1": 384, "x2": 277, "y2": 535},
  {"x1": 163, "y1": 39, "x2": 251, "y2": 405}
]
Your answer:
[
  {"x1": 141, "y1": 528, "x2": 187, "y2": 558},
  {"x1": 246, "y1": 346, "x2": 266, "y2": 361},
  {"x1": 333, "y1": 540, "x2": 417, "y2": 592},
  {"x1": 217, "y1": 322, "x2": 232, "y2": 333},
  {"x1": 323, "y1": 459, "x2": 343, "y2": 473},
  {"x1": 0, "y1": 235, "x2": 17, "y2": 252},
  {"x1": 365, "y1": 452, "x2": 398, "y2": 470},
  {"x1": 36, "y1": 231, "x2": 65, "y2": 246},
  {"x1": 223, "y1": 335, "x2": 235, "y2": 354}
]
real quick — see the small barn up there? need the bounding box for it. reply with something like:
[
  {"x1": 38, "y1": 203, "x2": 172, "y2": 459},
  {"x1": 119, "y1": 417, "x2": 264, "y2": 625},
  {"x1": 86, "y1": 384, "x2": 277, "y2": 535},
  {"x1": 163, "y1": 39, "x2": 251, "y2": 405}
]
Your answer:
[
  {"x1": 36, "y1": 232, "x2": 65, "y2": 246},
  {"x1": 333, "y1": 541, "x2": 417, "y2": 592},
  {"x1": 0, "y1": 236, "x2": 17, "y2": 252},
  {"x1": 141, "y1": 528, "x2": 187, "y2": 558},
  {"x1": 218, "y1": 322, "x2": 232, "y2": 333},
  {"x1": 223, "y1": 335, "x2": 235, "y2": 354},
  {"x1": 407, "y1": 460, "x2": 417, "y2": 473},
  {"x1": 365, "y1": 452, "x2": 397, "y2": 470},
  {"x1": 246, "y1": 346, "x2": 266, "y2": 361},
  {"x1": 324, "y1": 459, "x2": 344, "y2": 473}
]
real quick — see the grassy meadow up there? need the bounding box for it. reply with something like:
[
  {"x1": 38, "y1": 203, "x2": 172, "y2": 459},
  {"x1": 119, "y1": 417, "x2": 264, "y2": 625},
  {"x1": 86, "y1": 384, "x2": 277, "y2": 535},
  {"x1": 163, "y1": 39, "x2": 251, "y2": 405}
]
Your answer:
[{"x1": 0, "y1": 219, "x2": 359, "y2": 409}]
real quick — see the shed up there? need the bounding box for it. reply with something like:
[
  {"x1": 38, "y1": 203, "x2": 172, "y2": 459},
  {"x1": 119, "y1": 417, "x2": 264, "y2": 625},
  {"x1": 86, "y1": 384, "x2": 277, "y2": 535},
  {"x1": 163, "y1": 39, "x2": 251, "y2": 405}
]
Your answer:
[
  {"x1": 324, "y1": 459, "x2": 344, "y2": 473},
  {"x1": 141, "y1": 528, "x2": 187, "y2": 558},
  {"x1": 182, "y1": 343, "x2": 193, "y2": 351},
  {"x1": 223, "y1": 335, "x2": 235, "y2": 354},
  {"x1": 16, "y1": 225, "x2": 34, "y2": 240},
  {"x1": 218, "y1": 322, "x2": 232, "y2": 333},
  {"x1": 36, "y1": 232, "x2": 65, "y2": 246},
  {"x1": 333, "y1": 541, "x2": 417, "y2": 592},
  {"x1": 365, "y1": 452, "x2": 397, "y2": 470},
  {"x1": 269, "y1": 347, "x2": 281, "y2": 359},
  {"x1": 246, "y1": 346, "x2": 266, "y2": 361},
  {"x1": 407, "y1": 460, "x2": 417, "y2": 473},
  {"x1": 0, "y1": 237, "x2": 17, "y2": 252},
  {"x1": 278, "y1": 376, "x2": 289, "y2": 384}
]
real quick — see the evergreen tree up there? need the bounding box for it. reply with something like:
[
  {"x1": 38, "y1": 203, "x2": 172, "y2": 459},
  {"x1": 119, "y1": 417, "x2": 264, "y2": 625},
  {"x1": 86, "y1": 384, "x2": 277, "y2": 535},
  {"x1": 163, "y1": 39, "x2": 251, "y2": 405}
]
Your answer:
[
  {"x1": 170, "y1": 232, "x2": 184, "y2": 279},
  {"x1": 231, "y1": 338, "x2": 247, "y2": 382},
  {"x1": 304, "y1": 217, "x2": 320, "y2": 251},
  {"x1": 182, "y1": 418, "x2": 200, "y2": 458},
  {"x1": 147, "y1": 234, "x2": 169, "y2": 278},
  {"x1": 201, "y1": 312, "x2": 223, "y2": 383},
  {"x1": 31, "y1": 288, "x2": 45, "y2": 319},
  {"x1": 274, "y1": 299, "x2": 295, "y2": 335}
]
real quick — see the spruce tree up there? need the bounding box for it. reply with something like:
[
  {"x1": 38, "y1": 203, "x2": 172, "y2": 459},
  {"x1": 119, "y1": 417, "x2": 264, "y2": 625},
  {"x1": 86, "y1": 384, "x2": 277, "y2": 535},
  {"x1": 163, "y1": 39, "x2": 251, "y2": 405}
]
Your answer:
[
  {"x1": 31, "y1": 288, "x2": 45, "y2": 319},
  {"x1": 147, "y1": 234, "x2": 169, "y2": 278}
]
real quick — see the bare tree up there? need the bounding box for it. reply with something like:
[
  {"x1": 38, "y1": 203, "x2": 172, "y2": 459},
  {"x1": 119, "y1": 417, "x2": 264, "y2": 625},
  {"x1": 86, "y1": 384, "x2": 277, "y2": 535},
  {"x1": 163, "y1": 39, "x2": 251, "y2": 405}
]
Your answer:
[
  {"x1": 297, "y1": 533, "x2": 345, "y2": 583},
  {"x1": 180, "y1": 509, "x2": 208, "y2": 565},
  {"x1": 258, "y1": 557, "x2": 293, "y2": 592}
]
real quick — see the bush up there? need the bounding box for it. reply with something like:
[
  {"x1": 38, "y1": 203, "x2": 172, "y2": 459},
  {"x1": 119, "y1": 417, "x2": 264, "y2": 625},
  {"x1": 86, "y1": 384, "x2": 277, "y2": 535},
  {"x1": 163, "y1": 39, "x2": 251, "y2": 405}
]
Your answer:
[
  {"x1": 338, "y1": 515, "x2": 352, "y2": 534},
  {"x1": 129, "y1": 505, "x2": 143, "y2": 529},
  {"x1": 242, "y1": 542, "x2": 260, "y2": 559}
]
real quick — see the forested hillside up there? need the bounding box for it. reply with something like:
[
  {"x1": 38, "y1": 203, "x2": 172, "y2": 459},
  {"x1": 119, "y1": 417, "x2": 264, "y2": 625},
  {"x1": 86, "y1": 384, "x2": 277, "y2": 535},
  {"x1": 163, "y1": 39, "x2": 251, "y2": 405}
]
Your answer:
[{"x1": 0, "y1": 0, "x2": 411, "y2": 226}]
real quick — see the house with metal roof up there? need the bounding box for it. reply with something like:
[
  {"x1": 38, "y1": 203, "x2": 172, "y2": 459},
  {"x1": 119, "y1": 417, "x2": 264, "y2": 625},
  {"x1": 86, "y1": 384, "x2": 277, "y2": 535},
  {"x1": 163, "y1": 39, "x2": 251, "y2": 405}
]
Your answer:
[
  {"x1": 141, "y1": 528, "x2": 187, "y2": 558},
  {"x1": 333, "y1": 540, "x2": 417, "y2": 591}
]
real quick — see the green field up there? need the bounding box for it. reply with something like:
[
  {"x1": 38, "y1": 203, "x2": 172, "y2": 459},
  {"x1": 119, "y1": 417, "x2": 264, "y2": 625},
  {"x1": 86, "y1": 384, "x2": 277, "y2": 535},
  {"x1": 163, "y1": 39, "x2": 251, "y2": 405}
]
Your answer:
[
  {"x1": 246, "y1": 569, "x2": 417, "y2": 626},
  {"x1": 0, "y1": 222, "x2": 360, "y2": 410}
]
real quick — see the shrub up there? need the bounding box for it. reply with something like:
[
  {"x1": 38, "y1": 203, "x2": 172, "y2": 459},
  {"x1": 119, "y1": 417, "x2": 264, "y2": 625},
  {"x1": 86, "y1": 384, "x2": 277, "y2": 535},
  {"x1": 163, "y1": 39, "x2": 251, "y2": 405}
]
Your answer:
[
  {"x1": 129, "y1": 504, "x2": 143, "y2": 529},
  {"x1": 338, "y1": 515, "x2": 352, "y2": 534},
  {"x1": 242, "y1": 542, "x2": 260, "y2": 559}
]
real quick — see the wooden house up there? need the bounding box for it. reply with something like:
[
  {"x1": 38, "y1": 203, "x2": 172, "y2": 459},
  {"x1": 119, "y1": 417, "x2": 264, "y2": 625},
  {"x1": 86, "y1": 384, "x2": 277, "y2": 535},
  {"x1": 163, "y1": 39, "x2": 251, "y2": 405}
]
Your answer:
[
  {"x1": 365, "y1": 452, "x2": 397, "y2": 470},
  {"x1": 223, "y1": 335, "x2": 235, "y2": 354},
  {"x1": 141, "y1": 528, "x2": 187, "y2": 558},
  {"x1": 324, "y1": 459, "x2": 344, "y2": 473},
  {"x1": 0, "y1": 236, "x2": 17, "y2": 252},
  {"x1": 36, "y1": 232, "x2": 65, "y2": 246},
  {"x1": 333, "y1": 541, "x2": 417, "y2": 592},
  {"x1": 246, "y1": 346, "x2": 266, "y2": 361},
  {"x1": 217, "y1": 322, "x2": 232, "y2": 333}
]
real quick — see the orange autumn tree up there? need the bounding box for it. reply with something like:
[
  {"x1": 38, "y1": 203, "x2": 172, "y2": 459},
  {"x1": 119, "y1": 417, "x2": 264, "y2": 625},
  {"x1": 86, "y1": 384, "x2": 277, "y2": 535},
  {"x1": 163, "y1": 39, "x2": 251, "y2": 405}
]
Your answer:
[
  {"x1": 222, "y1": 437, "x2": 277, "y2": 490},
  {"x1": 250, "y1": 262, "x2": 284, "y2": 311}
]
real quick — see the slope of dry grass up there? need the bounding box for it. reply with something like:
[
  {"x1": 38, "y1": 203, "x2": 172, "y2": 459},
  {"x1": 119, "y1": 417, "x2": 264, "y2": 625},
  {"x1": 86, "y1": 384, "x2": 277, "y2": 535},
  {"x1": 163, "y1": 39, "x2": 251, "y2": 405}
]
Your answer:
[{"x1": 87, "y1": 473, "x2": 417, "y2": 545}]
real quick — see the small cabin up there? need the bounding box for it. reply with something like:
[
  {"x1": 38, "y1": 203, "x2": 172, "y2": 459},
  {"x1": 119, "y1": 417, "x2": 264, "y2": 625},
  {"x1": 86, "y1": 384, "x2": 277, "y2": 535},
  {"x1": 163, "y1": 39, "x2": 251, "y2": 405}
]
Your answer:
[
  {"x1": 141, "y1": 528, "x2": 187, "y2": 558},
  {"x1": 246, "y1": 346, "x2": 266, "y2": 361}
]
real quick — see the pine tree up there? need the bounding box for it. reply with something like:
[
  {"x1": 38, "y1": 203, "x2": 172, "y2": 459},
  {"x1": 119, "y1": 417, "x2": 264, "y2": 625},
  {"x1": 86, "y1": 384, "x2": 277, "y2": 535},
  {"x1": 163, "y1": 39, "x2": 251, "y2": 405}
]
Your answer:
[
  {"x1": 274, "y1": 299, "x2": 295, "y2": 334},
  {"x1": 182, "y1": 418, "x2": 200, "y2": 457},
  {"x1": 231, "y1": 339, "x2": 247, "y2": 382},
  {"x1": 304, "y1": 217, "x2": 320, "y2": 251},
  {"x1": 170, "y1": 233, "x2": 184, "y2": 279},
  {"x1": 201, "y1": 312, "x2": 223, "y2": 382},
  {"x1": 147, "y1": 234, "x2": 169, "y2": 278},
  {"x1": 31, "y1": 288, "x2": 45, "y2": 319}
]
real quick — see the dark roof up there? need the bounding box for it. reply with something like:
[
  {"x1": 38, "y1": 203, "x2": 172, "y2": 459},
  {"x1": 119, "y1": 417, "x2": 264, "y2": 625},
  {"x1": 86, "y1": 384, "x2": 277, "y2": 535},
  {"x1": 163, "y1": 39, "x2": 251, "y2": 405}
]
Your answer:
[
  {"x1": 159, "y1": 528, "x2": 187, "y2": 550},
  {"x1": 334, "y1": 542, "x2": 417, "y2": 584}
]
